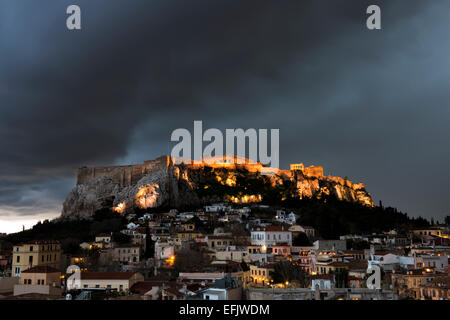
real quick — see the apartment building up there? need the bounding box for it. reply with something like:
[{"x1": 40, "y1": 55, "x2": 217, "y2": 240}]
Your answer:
[
  {"x1": 14, "y1": 265, "x2": 62, "y2": 297},
  {"x1": 66, "y1": 272, "x2": 144, "y2": 292},
  {"x1": 251, "y1": 226, "x2": 292, "y2": 247},
  {"x1": 12, "y1": 240, "x2": 61, "y2": 277},
  {"x1": 112, "y1": 245, "x2": 141, "y2": 264},
  {"x1": 249, "y1": 263, "x2": 275, "y2": 285},
  {"x1": 205, "y1": 235, "x2": 233, "y2": 251}
]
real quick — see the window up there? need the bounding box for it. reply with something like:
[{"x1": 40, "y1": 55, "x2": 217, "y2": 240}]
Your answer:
[
  {"x1": 42, "y1": 256, "x2": 44, "y2": 262},
  {"x1": 29, "y1": 256, "x2": 33, "y2": 264},
  {"x1": 95, "y1": 285, "x2": 100, "y2": 288},
  {"x1": 16, "y1": 256, "x2": 20, "y2": 263},
  {"x1": 30, "y1": 246, "x2": 34, "y2": 252}
]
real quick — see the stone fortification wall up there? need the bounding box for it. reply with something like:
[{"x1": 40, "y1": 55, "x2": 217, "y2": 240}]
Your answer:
[{"x1": 76, "y1": 156, "x2": 170, "y2": 186}]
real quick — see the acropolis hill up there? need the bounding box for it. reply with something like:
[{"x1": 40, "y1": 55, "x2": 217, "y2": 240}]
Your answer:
[
  {"x1": 63, "y1": 155, "x2": 373, "y2": 219},
  {"x1": 77, "y1": 155, "x2": 325, "y2": 186}
]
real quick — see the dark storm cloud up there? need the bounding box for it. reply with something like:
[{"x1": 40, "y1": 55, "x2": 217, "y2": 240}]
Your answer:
[{"x1": 1, "y1": 0, "x2": 449, "y2": 228}]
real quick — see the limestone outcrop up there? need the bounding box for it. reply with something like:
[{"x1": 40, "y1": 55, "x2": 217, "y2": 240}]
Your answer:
[{"x1": 61, "y1": 156, "x2": 373, "y2": 219}]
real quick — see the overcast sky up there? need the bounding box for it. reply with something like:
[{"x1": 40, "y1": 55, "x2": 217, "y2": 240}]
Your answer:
[{"x1": 1, "y1": 0, "x2": 449, "y2": 233}]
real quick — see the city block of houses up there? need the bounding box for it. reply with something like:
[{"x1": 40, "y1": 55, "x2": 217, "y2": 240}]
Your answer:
[{"x1": 0, "y1": 205, "x2": 449, "y2": 300}]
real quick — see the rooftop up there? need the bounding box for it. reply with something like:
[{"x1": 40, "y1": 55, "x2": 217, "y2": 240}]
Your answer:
[
  {"x1": 16, "y1": 239, "x2": 60, "y2": 246},
  {"x1": 130, "y1": 281, "x2": 166, "y2": 294},
  {"x1": 96, "y1": 233, "x2": 111, "y2": 237},
  {"x1": 252, "y1": 226, "x2": 289, "y2": 232},
  {"x1": 79, "y1": 272, "x2": 139, "y2": 280},
  {"x1": 22, "y1": 266, "x2": 60, "y2": 274}
]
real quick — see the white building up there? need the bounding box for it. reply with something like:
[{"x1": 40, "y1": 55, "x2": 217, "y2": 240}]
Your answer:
[
  {"x1": 127, "y1": 222, "x2": 138, "y2": 230},
  {"x1": 368, "y1": 253, "x2": 400, "y2": 271},
  {"x1": 205, "y1": 203, "x2": 231, "y2": 213},
  {"x1": 289, "y1": 225, "x2": 316, "y2": 238},
  {"x1": 215, "y1": 246, "x2": 251, "y2": 263},
  {"x1": 274, "y1": 210, "x2": 297, "y2": 224},
  {"x1": 178, "y1": 212, "x2": 195, "y2": 221},
  {"x1": 200, "y1": 287, "x2": 241, "y2": 300},
  {"x1": 200, "y1": 276, "x2": 242, "y2": 300},
  {"x1": 313, "y1": 240, "x2": 347, "y2": 252},
  {"x1": 95, "y1": 233, "x2": 112, "y2": 244},
  {"x1": 251, "y1": 226, "x2": 292, "y2": 247},
  {"x1": 66, "y1": 272, "x2": 144, "y2": 292},
  {"x1": 414, "y1": 255, "x2": 448, "y2": 271},
  {"x1": 311, "y1": 275, "x2": 333, "y2": 290},
  {"x1": 155, "y1": 242, "x2": 175, "y2": 261}
]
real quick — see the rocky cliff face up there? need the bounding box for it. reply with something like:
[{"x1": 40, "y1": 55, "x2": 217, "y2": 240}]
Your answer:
[{"x1": 61, "y1": 157, "x2": 373, "y2": 219}]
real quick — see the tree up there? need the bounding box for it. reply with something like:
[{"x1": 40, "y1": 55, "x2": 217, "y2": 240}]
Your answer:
[
  {"x1": 445, "y1": 216, "x2": 450, "y2": 226},
  {"x1": 347, "y1": 239, "x2": 370, "y2": 250},
  {"x1": 270, "y1": 261, "x2": 307, "y2": 287},
  {"x1": 174, "y1": 247, "x2": 209, "y2": 273},
  {"x1": 144, "y1": 227, "x2": 155, "y2": 259},
  {"x1": 293, "y1": 232, "x2": 312, "y2": 246},
  {"x1": 112, "y1": 232, "x2": 131, "y2": 244},
  {"x1": 331, "y1": 269, "x2": 349, "y2": 288},
  {"x1": 60, "y1": 238, "x2": 81, "y2": 255},
  {"x1": 224, "y1": 223, "x2": 250, "y2": 246},
  {"x1": 240, "y1": 262, "x2": 250, "y2": 272},
  {"x1": 187, "y1": 216, "x2": 204, "y2": 231},
  {"x1": 86, "y1": 247, "x2": 102, "y2": 271}
]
